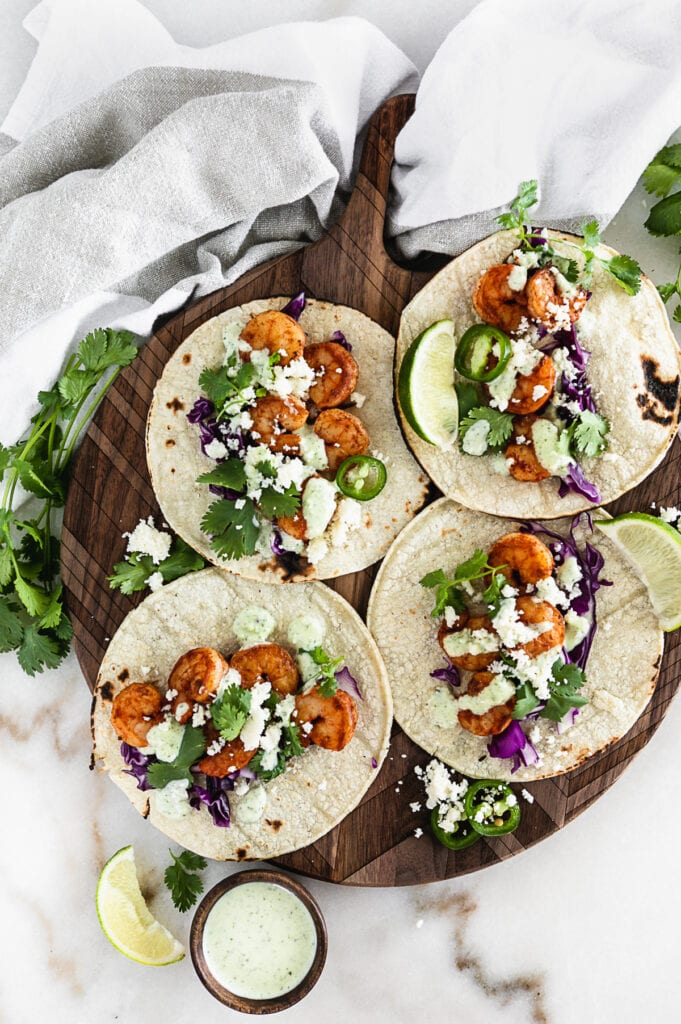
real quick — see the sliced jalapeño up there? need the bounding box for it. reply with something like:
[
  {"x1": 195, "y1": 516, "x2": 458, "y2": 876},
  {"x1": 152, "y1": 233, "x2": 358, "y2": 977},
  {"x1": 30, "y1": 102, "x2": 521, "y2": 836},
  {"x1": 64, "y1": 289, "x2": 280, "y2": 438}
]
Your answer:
[
  {"x1": 454, "y1": 324, "x2": 512, "y2": 382},
  {"x1": 463, "y1": 779, "x2": 521, "y2": 836},
  {"x1": 335, "y1": 455, "x2": 387, "y2": 501},
  {"x1": 430, "y1": 807, "x2": 481, "y2": 850}
]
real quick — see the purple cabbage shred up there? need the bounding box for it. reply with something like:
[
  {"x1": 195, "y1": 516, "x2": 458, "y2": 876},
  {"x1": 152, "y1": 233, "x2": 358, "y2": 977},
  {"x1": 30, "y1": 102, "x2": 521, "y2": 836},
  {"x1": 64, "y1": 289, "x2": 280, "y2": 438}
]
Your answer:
[
  {"x1": 271, "y1": 530, "x2": 286, "y2": 557},
  {"x1": 371, "y1": 757, "x2": 378, "y2": 769},
  {"x1": 189, "y1": 775, "x2": 232, "y2": 828},
  {"x1": 121, "y1": 743, "x2": 155, "y2": 791},
  {"x1": 558, "y1": 462, "x2": 601, "y2": 504},
  {"x1": 487, "y1": 721, "x2": 539, "y2": 773},
  {"x1": 335, "y1": 665, "x2": 363, "y2": 700},
  {"x1": 330, "y1": 329, "x2": 352, "y2": 352},
  {"x1": 281, "y1": 292, "x2": 306, "y2": 321},
  {"x1": 430, "y1": 662, "x2": 461, "y2": 688}
]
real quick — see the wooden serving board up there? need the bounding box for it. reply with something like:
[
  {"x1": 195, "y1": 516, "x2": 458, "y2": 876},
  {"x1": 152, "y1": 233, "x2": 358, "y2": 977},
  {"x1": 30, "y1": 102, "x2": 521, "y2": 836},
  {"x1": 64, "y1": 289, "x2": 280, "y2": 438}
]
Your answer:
[{"x1": 62, "y1": 94, "x2": 681, "y2": 887}]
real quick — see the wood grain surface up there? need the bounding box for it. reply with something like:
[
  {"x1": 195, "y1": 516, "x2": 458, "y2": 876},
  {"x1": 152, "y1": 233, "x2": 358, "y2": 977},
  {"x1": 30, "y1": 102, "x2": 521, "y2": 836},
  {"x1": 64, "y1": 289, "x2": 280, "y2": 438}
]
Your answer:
[{"x1": 62, "y1": 93, "x2": 681, "y2": 886}]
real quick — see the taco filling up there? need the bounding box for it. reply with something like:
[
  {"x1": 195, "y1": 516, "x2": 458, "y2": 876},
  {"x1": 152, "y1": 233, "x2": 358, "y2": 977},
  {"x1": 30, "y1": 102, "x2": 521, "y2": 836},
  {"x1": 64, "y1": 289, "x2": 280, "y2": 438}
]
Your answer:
[
  {"x1": 187, "y1": 293, "x2": 385, "y2": 569},
  {"x1": 110, "y1": 605, "x2": 360, "y2": 829},
  {"x1": 421, "y1": 517, "x2": 610, "y2": 772}
]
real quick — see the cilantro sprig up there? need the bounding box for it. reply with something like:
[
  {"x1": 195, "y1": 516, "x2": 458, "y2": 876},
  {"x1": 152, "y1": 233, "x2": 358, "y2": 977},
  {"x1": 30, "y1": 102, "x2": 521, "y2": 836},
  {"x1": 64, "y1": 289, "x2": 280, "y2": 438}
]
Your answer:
[
  {"x1": 307, "y1": 646, "x2": 344, "y2": 697},
  {"x1": 498, "y1": 180, "x2": 642, "y2": 295},
  {"x1": 568, "y1": 411, "x2": 610, "y2": 459},
  {"x1": 0, "y1": 328, "x2": 137, "y2": 675},
  {"x1": 201, "y1": 497, "x2": 260, "y2": 561},
  {"x1": 251, "y1": 721, "x2": 305, "y2": 782},
  {"x1": 420, "y1": 551, "x2": 508, "y2": 618},
  {"x1": 642, "y1": 144, "x2": 681, "y2": 321},
  {"x1": 164, "y1": 849, "x2": 207, "y2": 912},
  {"x1": 211, "y1": 684, "x2": 252, "y2": 741},
  {"x1": 511, "y1": 659, "x2": 587, "y2": 722},
  {"x1": 108, "y1": 536, "x2": 205, "y2": 595},
  {"x1": 458, "y1": 407, "x2": 514, "y2": 451},
  {"x1": 146, "y1": 726, "x2": 206, "y2": 789}
]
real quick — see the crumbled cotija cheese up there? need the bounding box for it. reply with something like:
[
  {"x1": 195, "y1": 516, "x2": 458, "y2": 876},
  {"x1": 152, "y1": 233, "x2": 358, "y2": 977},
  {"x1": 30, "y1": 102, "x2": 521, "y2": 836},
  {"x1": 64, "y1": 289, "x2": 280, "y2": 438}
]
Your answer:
[{"x1": 125, "y1": 517, "x2": 172, "y2": 564}]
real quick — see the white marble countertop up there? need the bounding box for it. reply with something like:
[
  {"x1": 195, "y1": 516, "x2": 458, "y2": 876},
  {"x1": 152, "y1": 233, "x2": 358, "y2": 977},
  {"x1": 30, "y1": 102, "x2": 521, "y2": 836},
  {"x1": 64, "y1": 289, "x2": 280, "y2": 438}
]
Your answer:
[{"x1": 2, "y1": 4, "x2": 681, "y2": 1023}]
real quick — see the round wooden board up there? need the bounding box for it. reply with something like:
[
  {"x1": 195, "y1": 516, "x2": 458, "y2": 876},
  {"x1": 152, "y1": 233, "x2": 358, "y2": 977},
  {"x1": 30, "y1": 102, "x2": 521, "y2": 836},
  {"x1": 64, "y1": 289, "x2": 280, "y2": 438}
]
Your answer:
[{"x1": 62, "y1": 94, "x2": 681, "y2": 886}]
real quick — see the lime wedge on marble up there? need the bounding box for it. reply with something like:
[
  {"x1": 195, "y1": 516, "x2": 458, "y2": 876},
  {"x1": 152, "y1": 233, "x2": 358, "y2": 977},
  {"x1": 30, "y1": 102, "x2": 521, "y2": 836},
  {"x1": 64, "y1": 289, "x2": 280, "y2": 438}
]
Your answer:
[
  {"x1": 398, "y1": 319, "x2": 458, "y2": 447},
  {"x1": 595, "y1": 512, "x2": 681, "y2": 631},
  {"x1": 96, "y1": 846, "x2": 184, "y2": 965}
]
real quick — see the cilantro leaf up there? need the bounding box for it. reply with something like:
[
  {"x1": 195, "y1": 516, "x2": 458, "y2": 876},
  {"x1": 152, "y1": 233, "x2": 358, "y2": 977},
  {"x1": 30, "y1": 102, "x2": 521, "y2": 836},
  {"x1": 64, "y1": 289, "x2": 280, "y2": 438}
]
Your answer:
[
  {"x1": 147, "y1": 726, "x2": 206, "y2": 789},
  {"x1": 58, "y1": 369, "x2": 99, "y2": 409},
  {"x1": 255, "y1": 459, "x2": 277, "y2": 480},
  {"x1": 455, "y1": 381, "x2": 480, "y2": 422},
  {"x1": 599, "y1": 253, "x2": 643, "y2": 295},
  {"x1": 156, "y1": 539, "x2": 205, "y2": 583},
  {"x1": 459, "y1": 407, "x2": 514, "y2": 451},
  {"x1": 198, "y1": 366, "x2": 237, "y2": 409},
  {"x1": 258, "y1": 485, "x2": 300, "y2": 520},
  {"x1": 251, "y1": 722, "x2": 304, "y2": 782},
  {"x1": 420, "y1": 553, "x2": 505, "y2": 618},
  {"x1": 512, "y1": 681, "x2": 541, "y2": 720},
  {"x1": 580, "y1": 219, "x2": 601, "y2": 250},
  {"x1": 482, "y1": 571, "x2": 507, "y2": 615},
  {"x1": 658, "y1": 282, "x2": 677, "y2": 303},
  {"x1": 0, "y1": 597, "x2": 24, "y2": 651},
  {"x1": 211, "y1": 684, "x2": 252, "y2": 741},
  {"x1": 78, "y1": 328, "x2": 137, "y2": 373},
  {"x1": 673, "y1": 304, "x2": 681, "y2": 324},
  {"x1": 569, "y1": 411, "x2": 610, "y2": 458},
  {"x1": 0, "y1": 546, "x2": 14, "y2": 588},
  {"x1": 38, "y1": 585, "x2": 65, "y2": 630},
  {"x1": 645, "y1": 193, "x2": 681, "y2": 238},
  {"x1": 108, "y1": 536, "x2": 205, "y2": 595},
  {"x1": 164, "y1": 849, "x2": 207, "y2": 912},
  {"x1": 196, "y1": 459, "x2": 247, "y2": 492},
  {"x1": 200, "y1": 498, "x2": 260, "y2": 561},
  {"x1": 496, "y1": 179, "x2": 538, "y2": 241},
  {"x1": 13, "y1": 577, "x2": 51, "y2": 618},
  {"x1": 540, "y1": 661, "x2": 588, "y2": 721},
  {"x1": 642, "y1": 145, "x2": 681, "y2": 198},
  {"x1": 17, "y1": 625, "x2": 63, "y2": 676},
  {"x1": 455, "y1": 550, "x2": 488, "y2": 580},
  {"x1": 547, "y1": 252, "x2": 580, "y2": 284},
  {"x1": 309, "y1": 645, "x2": 344, "y2": 697}
]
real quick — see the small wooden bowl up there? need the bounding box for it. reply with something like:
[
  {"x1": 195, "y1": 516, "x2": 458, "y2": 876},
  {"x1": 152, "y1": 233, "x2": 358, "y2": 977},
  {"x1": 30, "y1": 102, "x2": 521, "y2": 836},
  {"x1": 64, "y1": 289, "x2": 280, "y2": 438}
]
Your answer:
[{"x1": 190, "y1": 868, "x2": 328, "y2": 1014}]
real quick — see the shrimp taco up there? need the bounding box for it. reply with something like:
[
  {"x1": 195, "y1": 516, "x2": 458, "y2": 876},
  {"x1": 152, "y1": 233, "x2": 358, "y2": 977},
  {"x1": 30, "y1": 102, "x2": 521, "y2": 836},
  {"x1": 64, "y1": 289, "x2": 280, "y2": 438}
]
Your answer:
[
  {"x1": 367, "y1": 498, "x2": 663, "y2": 781},
  {"x1": 92, "y1": 568, "x2": 392, "y2": 860},
  {"x1": 147, "y1": 294, "x2": 428, "y2": 582},
  {"x1": 396, "y1": 182, "x2": 681, "y2": 519}
]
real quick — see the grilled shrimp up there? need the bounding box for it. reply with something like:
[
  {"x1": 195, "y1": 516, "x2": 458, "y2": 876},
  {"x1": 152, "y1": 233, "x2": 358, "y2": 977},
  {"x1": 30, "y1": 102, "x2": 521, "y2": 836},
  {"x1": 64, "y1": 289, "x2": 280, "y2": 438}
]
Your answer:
[
  {"x1": 230, "y1": 643, "x2": 300, "y2": 696},
  {"x1": 197, "y1": 732, "x2": 256, "y2": 778},
  {"x1": 472, "y1": 264, "x2": 529, "y2": 334},
  {"x1": 506, "y1": 354, "x2": 556, "y2": 415},
  {"x1": 239, "y1": 309, "x2": 305, "y2": 366},
  {"x1": 169, "y1": 647, "x2": 228, "y2": 724},
  {"x1": 111, "y1": 682, "x2": 164, "y2": 748},
  {"x1": 314, "y1": 408, "x2": 370, "y2": 473},
  {"x1": 276, "y1": 508, "x2": 307, "y2": 541},
  {"x1": 526, "y1": 268, "x2": 588, "y2": 330},
  {"x1": 305, "y1": 342, "x2": 359, "y2": 408},
  {"x1": 251, "y1": 394, "x2": 308, "y2": 454},
  {"x1": 294, "y1": 685, "x2": 358, "y2": 751},
  {"x1": 488, "y1": 532, "x2": 554, "y2": 589},
  {"x1": 505, "y1": 416, "x2": 551, "y2": 483},
  {"x1": 457, "y1": 672, "x2": 516, "y2": 737},
  {"x1": 513, "y1": 595, "x2": 565, "y2": 657},
  {"x1": 438, "y1": 613, "x2": 499, "y2": 671}
]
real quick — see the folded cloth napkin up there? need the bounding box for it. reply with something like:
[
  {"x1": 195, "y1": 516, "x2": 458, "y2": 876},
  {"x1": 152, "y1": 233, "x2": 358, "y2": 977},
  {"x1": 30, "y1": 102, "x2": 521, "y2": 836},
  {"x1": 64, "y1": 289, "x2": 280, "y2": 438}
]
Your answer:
[{"x1": 3, "y1": 0, "x2": 681, "y2": 446}]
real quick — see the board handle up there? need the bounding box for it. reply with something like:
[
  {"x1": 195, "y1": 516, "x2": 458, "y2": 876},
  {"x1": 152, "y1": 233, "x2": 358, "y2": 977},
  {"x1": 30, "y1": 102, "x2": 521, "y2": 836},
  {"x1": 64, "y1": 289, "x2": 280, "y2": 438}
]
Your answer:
[{"x1": 300, "y1": 94, "x2": 416, "y2": 334}]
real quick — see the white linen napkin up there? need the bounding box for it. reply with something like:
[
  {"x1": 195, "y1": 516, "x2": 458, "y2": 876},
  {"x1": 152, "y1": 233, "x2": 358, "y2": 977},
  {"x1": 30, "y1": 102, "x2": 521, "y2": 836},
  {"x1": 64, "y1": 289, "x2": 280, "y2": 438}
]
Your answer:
[{"x1": 390, "y1": 0, "x2": 681, "y2": 256}]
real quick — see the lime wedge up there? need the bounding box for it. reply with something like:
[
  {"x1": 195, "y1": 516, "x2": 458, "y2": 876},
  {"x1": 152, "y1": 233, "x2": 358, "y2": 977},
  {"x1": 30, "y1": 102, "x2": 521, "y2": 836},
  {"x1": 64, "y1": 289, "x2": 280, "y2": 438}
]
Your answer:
[
  {"x1": 96, "y1": 846, "x2": 184, "y2": 965},
  {"x1": 595, "y1": 513, "x2": 681, "y2": 631},
  {"x1": 398, "y1": 319, "x2": 458, "y2": 447}
]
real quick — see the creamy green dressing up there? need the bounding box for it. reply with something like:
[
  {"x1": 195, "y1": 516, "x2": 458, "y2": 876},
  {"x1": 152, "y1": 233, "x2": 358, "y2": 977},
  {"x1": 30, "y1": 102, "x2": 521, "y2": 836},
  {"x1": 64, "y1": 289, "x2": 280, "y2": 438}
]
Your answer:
[{"x1": 202, "y1": 882, "x2": 317, "y2": 999}]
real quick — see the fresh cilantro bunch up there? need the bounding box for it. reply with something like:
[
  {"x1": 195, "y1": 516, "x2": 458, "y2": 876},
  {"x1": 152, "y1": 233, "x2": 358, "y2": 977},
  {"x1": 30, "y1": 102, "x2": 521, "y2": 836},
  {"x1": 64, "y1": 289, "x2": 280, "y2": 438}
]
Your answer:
[
  {"x1": 146, "y1": 726, "x2": 206, "y2": 789},
  {"x1": 512, "y1": 660, "x2": 587, "y2": 721},
  {"x1": 642, "y1": 144, "x2": 681, "y2": 321},
  {"x1": 0, "y1": 328, "x2": 137, "y2": 675},
  {"x1": 458, "y1": 407, "x2": 514, "y2": 451},
  {"x1": 164, "y1": 849, "x2": 207, "y2": 912},
  {"x1": 497, "y1": 180, "x2": 642, "y2": 295},
  {"x1": 108, "y1": 536, "x2": 205, "y2": 595},
  {"x1": 420, "y1": 551, "x2": 508, "y2": 618}
]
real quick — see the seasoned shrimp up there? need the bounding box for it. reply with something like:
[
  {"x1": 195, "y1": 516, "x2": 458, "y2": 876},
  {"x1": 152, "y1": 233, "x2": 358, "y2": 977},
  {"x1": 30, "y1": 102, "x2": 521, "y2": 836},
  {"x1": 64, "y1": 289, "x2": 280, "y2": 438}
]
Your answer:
[
  {"x1": 251, "y1": 394, "x2": 308, "y2": 454},
  {"x1": 239, "y1": 310, "x2": 305, "y2": 366},
  {"x1": 505, "y1": 416, "x2": 551, "y2": 483},
  {"x1": 111, "y1": 682, "x2": 164, "y2": 748},
  {"x1": 314, "y1": 408, "x2": 370, "y2": 473},
  {"x1": 506, "y1": 355, "x2": 556, "y2": 415},
  {"x1": 438, "y1": 613, "x2": 499, "y2": 671},
  {"x1": 230, "y1": 643, "x2": 300, "y2": 696},
  {"x1": 513, "y1": 595, "x2": 565, "y2": 657},
  {"x1": 276, "y1": 508, "x2": 307, "y2": 541},
  {"x1": 488, "y1": 532, "x2": 554, "y2": 588},
  {"x1": 526, "y1": 268, "x2": 587, "y2": 330},
  {"x1": 457, "y1": 671, "x2": 516, "y2": 737},
  {"x1": 197, "y1": 732, "x2": 256, "y2": 778},
  {"x1": 305, "y1": 342, "x2": 359, "y2": 408},
  {"x1": 472, "y1": 264, "x2": 529, "y2": 334},
  {"x1": 169, "y1": 647, "x2": 228, "y2": 724},
  {"x1": 294, "y1": 685, "x2": 358, "y2": 751}
]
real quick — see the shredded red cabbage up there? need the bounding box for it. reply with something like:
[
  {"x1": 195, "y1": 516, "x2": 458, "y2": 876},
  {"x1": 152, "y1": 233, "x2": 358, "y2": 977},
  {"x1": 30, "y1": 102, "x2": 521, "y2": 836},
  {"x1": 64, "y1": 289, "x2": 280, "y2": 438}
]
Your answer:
[
  {"x1": 430, "y1": 662, "x2": 461, "y2": 688},
  {"x1": 121, "y1": 742, "x2": 155, "y2": 791},
  {"x1": 371, "y1": 757, "x2": 378, "y2": 769},
  {"x1": 189, "y1": 775, "x2": 232, "y2": 828},
  {"x1": 487, "y1": 721, "x2": 539, "y2": 773},
  {"x1": 187, "y1": 397, "x2": 246, "y2": 459},
  {"x1": 281, "y1": 292, "x2": 306, "y2": 320},
  {"x1": 558, "y1": 461, "x2": 601, "y2": 504},
  {"x1": 557, "y1": 708, "x2": 580, "y2": 734},
  {"x1": 335, "y1": 665, "x2": 363, "y2": 700},
  {"x1": 330, "y1": 329, "x2": 352, "y2": 352},
  {"x1": 187, "y1": 396, "x2": 215, "y2": 423},
  {"x1": 271, "y1": 529, "x2": 286, "y2": 556}
]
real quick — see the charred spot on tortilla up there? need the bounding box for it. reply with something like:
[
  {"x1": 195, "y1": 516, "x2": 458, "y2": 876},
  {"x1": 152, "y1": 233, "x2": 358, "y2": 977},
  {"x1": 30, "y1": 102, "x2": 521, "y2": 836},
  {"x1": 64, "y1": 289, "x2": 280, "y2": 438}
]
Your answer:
[
  {"x1": 165, "y1": 397, "x2": 184, "y2": 413},
  {"x1": 142, "y1": 801, "x2": 150, "y2": 820},
  {"x1": 636, "y1": 393, "x2": 674, "y2": 426},
  {"x1": 101, "y1": 681, "x2": 114, "y2": 701},
  {"x1": 269, "y1": 550, "x2": 313, "y2": 582},
  {"x1": 165, "y1": 438, "x2": 175, "y2": 448},
  {"x1": 236, "y1": 848, "x2": 248, "y2": 860},
  {"x1": 117, "y1": 668, "x2": 129, "y2": 683},
  {"x1": 642, "y1": 357, "x2": 680, "y2": 411},
  {"x1": 182, "y1": 353, "x2": 191, "y2": 365},
  {"x1": 266, "y1": 819, "x2": 283, "y2": 833}
]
